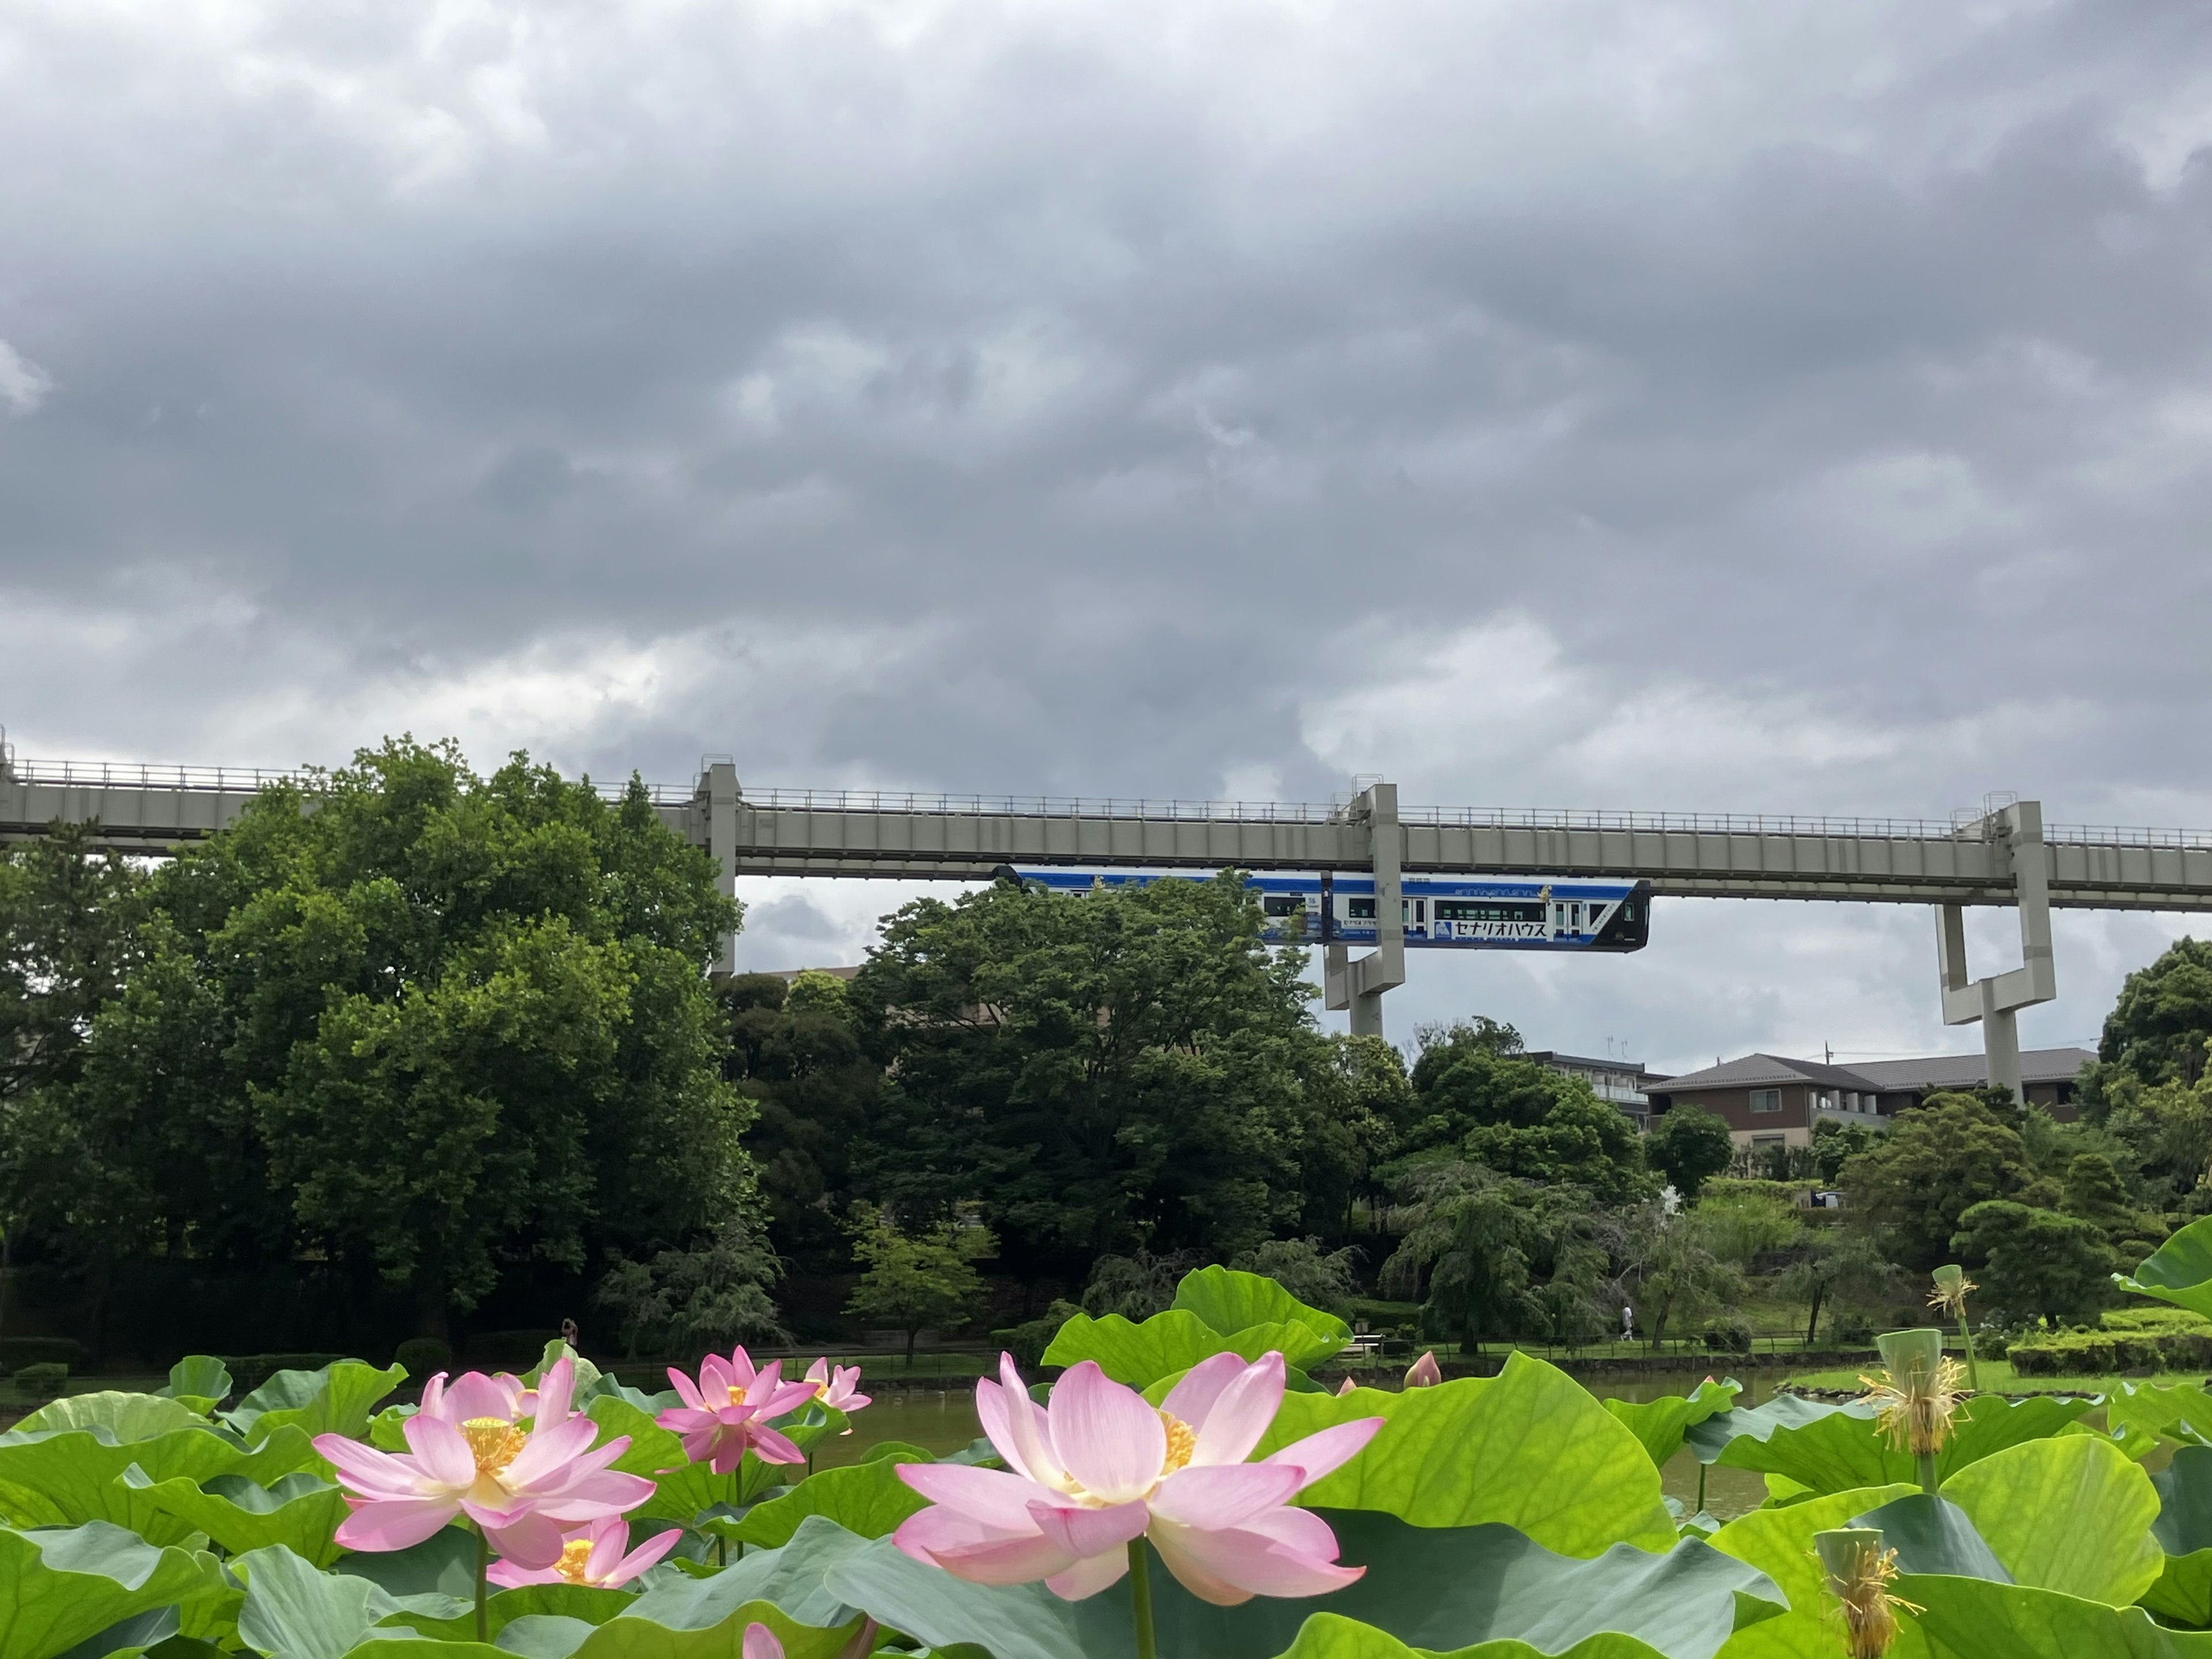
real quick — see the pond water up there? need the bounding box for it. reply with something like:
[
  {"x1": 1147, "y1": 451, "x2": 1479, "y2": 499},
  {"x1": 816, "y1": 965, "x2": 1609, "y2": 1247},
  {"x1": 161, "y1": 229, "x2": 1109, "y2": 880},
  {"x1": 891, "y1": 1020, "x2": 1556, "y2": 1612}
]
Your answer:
[{"x1": 816, "y1": 1368, "x2": 1792, "y2": 1521}]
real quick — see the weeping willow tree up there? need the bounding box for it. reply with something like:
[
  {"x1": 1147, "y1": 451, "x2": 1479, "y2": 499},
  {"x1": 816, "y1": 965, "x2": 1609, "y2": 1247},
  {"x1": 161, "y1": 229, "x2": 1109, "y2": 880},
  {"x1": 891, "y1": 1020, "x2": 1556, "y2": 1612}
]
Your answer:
[{"x1": 1381, "y1": 1164, "x2": 1608, "y2": 1351}]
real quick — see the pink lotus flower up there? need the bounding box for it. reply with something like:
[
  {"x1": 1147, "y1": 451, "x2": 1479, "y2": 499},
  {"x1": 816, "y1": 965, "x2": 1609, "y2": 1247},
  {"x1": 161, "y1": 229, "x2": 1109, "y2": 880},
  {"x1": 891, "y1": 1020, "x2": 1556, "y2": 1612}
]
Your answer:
[
  {"x1": 806, "y1": 1358, "x2": 872, "y2": 1418},
  {"x1": 1404, "y1": 1351, "x2": 1442, "y2": 1388},
  {"x1": 486, "y1": 1516, "x2": 682, "y2": 1589},
  {"x1": 743, "y1": 1626, "x2": 783, "y2": 1659},
  {"x1": 314, "y1": 1358, "x2": 654, "y2": 1567},
  {"x1": 1335, "y1": 1376, "x2": 1358, "y2": 1396},
  {"x1": 894, "y1": 1352, "x2": 1383, "y2": 1606},
  {"x1": 659, "y1": 1347, "x2": 820, "y2": 1474}
]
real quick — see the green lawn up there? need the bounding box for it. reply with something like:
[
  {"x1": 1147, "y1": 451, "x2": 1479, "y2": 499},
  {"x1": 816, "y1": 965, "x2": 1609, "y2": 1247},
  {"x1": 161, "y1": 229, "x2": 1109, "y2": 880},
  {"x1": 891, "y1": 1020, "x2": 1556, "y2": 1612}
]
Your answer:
[{"x1": 1781, "y1": 1356, "x2": 2197, "y2": 1396}]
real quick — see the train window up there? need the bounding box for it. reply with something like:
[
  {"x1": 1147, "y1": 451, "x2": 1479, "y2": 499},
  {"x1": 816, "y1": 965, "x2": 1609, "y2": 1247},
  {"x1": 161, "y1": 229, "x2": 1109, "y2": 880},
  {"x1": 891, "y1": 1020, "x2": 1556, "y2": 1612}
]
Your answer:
[
  {"x1": 1348, "y1": 899, "x2": 1376, "y2": 919},
  {"x1": 1262, "y1": 896, "x2": 1303, "y2": 916},
  {"x1": 1434, "y1": 901, "x2": 1543, "y2": 923}
]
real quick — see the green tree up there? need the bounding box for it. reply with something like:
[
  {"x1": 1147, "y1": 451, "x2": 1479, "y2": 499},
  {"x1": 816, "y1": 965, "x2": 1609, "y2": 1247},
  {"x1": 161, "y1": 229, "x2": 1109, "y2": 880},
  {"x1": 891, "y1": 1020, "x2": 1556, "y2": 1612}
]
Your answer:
[
  {"x1": 2097, "y1": 938, "x2": 2212, "y2": 1090},
  {"x1": 1647, "y1": 1107, "x2": 1736, "y2": 1199},
  {"x1": 1774, "y1": 1229, "x2": 1905, "y2": 1345},
  {"x1": 1607, "y1": 1203, "x2": 1740, "y2": 1351},
  {"x1": 1811, "y1": 1119, "x2": 1881, "y2": 1184},
  {"x1": 1690, "y1": 1191, "x2": 1802, "y2": 1267},
  {"x1": 0, "y1": 823, "x2": 145, "y2": 1104},
  {"x1": 1079, "y1": 1250, "x2": 1196, "y2": 1320},
  {"x1": 34, "y1": 739, "x2": 751, "y2": 1338},
  {"x1": 1229, "y1": 1236, "x2": 1362, "y2": 1317},
  {"x1": 719, "y1": 971, "x2": 880, "y2": 1265},
  {"x1": 593, "y1": 1213, "x2": 787, "y2": 1357},
  {"x1": 1403, "y1": 1022, "x2": 1652, "y2": 1204},
  {"x1": 1293, "y1": 1035, "x2": 1413, "y2": 1236},
  {"x1": 0, "y1": 824, "x2": 149, "y2": 1354},
  {"x1": 1381, "y1": 1164, "x2": 1607, "y2": 1350},
  {"x1": 1950, "y1": 1200, "x2": 2120, "y2": 1330},
  {"x1": 1840, "y1": 1094, "x2": 2040, "y2": 1270},
  {"x1": 2106, "y1": 1075, "x2": 2212, "y2": 1210},
  {"x1": 844, "y1": 1207, "x2": 997, "y2": 1361},
  {"x1": 850, "y1": 873, "x2": 1325, "y2": 1278}
]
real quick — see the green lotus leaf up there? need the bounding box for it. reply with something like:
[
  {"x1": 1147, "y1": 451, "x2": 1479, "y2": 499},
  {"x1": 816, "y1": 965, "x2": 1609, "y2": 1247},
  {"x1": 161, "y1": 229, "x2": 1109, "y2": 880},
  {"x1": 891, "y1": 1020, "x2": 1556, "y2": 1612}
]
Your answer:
[
  {"x1": 1605, "y1": 1382, "x2": 1743, "y2": 1471},
  {"x1": 1685, "y1": 1392, "x2": 2093, "y2": 1495},
  {"x1": 1041, "y1": 1310, "x2": 1229, "y2": 1388},
  {"x1": 729, "y1": 1452, "x2": 928, "y2": 1548},
  {"x1": 158, "y1": 1358, "x2": 236, "y2": 1408},
  {"x1": 586, "y1": 1396, "x2": 727, "y2": 1520},
  {"x1": 1099, "y1": 1515, "x2": 1782, "y2": 1659},
  {"x1": 2118, "y1": 1216, "x2": 2212, "y2": 1320},
  {"x1": 1172, "y1": 1266, "x2": 1353, "y2": 1347},
  {"x1": 375, "y1": 1582, "x2": 635, "y2": 1643},
  {"x1": 1217, "y1": 1319, "x2": 1354, "y2": 1373},
  {"x1": 558, "y1": 1532, "x2": 867, "y2": 1659},
  {"x1": 330, "y1": 1639, "x2": 503, "y2": 1659},
  {"x1": 2109, "y1": 1382, "x2": 2212, "y2": 1456},
  {"x1": 119, "y1": 1468, "x2": 350, "y2": 1566},
  {"x1": 1938, "y1": 1434, "x2": 2162, "y2": 1605},
  {"x1": 2137, "y1": 1444, "x2": 2212, "y2": 1627},
  {"x1": 524, "y1": 1341, "x2": 603, "y2": 1392},
  {"x1": 861, "y1": 1440, "x2": 937, "y2": 1463},
  {"x1": 1846, "y1": 1494, "x2": 2010, "y2": 1582},
  {"x1": 1897, "y1": 1574, "x2": 2212, "y2": 1658},
  {"x1": 1268, "y1": 1612, "x2": 1670, "y2": 1659},
  {"x1": 1707, "y1": 1485, "x2": 1919, "y2": 1613},
  {"x1": 1706, "y1": 1609, "x2": 1926, "y2": 1658},
  {"x1": 14, "y1": 1394, "x2": 215, "y2": 1442},
  {"x1": 235, "y1": 1543, "x2": 412, "y2": 1659},
  {"x1": 223, "y1": 1362, "x2": 406, "y2": 1448},
  {"x1": 1252, "y1": 1353, "x2": 1676, "y2": 1554},
  {"x1": 0, "y1": 1521, "x2": 224, "y2": 1659},
  {"x1": 0, "y1": 1423, "x2": 320, "y2": 1546}
]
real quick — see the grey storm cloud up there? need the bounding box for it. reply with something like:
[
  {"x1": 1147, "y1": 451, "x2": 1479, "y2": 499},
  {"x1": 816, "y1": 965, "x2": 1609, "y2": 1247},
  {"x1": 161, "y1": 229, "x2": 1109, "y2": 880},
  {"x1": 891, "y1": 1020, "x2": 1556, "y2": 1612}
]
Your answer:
[{"x1": 5, "y1": 0, "x2": 2212, "y2": 1066}]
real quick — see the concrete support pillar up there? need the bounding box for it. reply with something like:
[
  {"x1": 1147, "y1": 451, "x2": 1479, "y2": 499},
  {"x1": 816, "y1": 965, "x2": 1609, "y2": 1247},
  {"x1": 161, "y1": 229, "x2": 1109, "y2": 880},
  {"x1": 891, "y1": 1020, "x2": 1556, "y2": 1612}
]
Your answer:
[
  {"x1": 703, "y1": 758, "x2": 740, "y2": 976},
  {"x1": 1323, "y1": 780, "x2": 1406, "y2": 1039},
  {"x1": 1935, "y1": 798, "x2": 2056, "y2": 1104}
]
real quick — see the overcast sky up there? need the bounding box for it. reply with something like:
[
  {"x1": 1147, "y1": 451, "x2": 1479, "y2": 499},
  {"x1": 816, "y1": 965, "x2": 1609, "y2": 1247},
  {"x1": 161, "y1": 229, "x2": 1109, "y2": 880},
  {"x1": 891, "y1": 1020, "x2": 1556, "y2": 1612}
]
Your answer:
[{"x1": 5, "y1": 0, "x2": 2210, "y2": 1071}]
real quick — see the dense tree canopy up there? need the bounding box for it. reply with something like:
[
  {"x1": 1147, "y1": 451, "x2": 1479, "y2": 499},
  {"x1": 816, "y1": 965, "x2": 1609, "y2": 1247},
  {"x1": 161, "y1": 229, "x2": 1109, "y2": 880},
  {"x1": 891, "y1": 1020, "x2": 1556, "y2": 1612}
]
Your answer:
[
  {"x1": 1839, "y1": 1093, "x2": 2043, "y2": 1271},
  {"x1": 2, "y1": 739, "x2": 752, "y2": 1338},
  {"x1": 850, "y1": 873, "x2": 1339, "y2": 1278},
  {"x1": 1403, "y1": 1021, "x2": 1652, "y2": 1204},
  {"x1": 2099, "y1": 937, "x2": 2212, "y2": 1090},
  {"x1": 1645, "y1": 1106, "x2": 1735, "y2": 1199},
  {"x1": 720, "y1": 970, "x2": 880, "y2": 1266}
]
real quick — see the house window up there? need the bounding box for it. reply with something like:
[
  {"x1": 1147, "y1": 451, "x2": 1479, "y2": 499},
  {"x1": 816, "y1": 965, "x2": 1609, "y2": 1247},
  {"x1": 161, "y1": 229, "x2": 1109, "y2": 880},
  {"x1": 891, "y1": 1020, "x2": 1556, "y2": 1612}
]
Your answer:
[
  {"x1": 1751, "y1": 1134, "x2": 1786, "y2": 1149},
  {"x1": 1749, "y1": 1089, "x2": 1782, "y2": 1114}
]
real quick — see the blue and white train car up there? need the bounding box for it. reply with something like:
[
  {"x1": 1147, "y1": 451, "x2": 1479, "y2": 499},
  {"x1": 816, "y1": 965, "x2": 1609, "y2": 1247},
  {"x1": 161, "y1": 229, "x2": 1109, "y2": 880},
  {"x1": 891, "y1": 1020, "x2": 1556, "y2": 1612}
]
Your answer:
[{"x1": 997, "y1": 867, "x2": 1653, "y2": 953}]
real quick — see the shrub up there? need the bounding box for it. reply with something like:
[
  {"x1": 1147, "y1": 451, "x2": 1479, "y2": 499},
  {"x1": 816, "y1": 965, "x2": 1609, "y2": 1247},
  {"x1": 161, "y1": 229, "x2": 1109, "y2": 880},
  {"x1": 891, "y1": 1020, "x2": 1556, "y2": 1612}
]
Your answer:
[
  {"x1": 2006, "y1": 1327, "x2": 2212, "y2": 1376},
  {"x1": 0, "y1": 1336, "x2": 89, "y2": 1374},
  {"x1": 1832, "y1": 1310, "x2": 1876, "y2": 1345},
  {"x1": 1701, "y1": 1318, "x2": 1753, "y2": 1355},
  {"x1": 992, "y1": 1300, "x2": 1079, "y2": 1370},
  {"x1": 395, "y1": 1337, "x2": 454, "y2": 1379},
  {"x1": 16, "y1": 1362, "x2": 67, "y2": 1398}
]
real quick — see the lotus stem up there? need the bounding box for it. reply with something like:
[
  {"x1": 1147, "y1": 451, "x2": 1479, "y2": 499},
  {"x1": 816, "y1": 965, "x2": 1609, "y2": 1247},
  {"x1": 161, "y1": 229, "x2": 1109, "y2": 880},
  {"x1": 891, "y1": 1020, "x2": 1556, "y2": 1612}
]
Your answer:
[
  {"x1": 1928, "y1": 1267, "x2": 1981, "y2": 1392},
  {"x1": 474, "y1": 1525, "x2": 490, "y2": 1645},
  {"x1": 1128, "y1": 1537, "x2": 1158, "y2": 1659},
  {"x1": 1696, "y1": 1462, "x2": 1707, "y2": 1516}
]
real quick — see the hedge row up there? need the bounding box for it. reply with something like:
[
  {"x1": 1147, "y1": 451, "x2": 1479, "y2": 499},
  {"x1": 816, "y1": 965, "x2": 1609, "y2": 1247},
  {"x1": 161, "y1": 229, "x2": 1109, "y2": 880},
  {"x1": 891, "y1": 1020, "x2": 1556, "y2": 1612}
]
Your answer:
[
  {"x1": 2007, "y1": 1330, "x2": 2212, "y2": 1374},
  {"x1": 0, "y1": 1336, "x2": 89, "y2": 1373}
]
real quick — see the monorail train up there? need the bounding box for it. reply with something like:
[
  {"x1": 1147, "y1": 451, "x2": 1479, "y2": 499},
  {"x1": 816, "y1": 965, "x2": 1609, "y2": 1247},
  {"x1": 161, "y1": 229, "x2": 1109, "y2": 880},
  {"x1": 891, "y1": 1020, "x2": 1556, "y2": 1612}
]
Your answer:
[{"x1": 999, "y1": 867, "x2": 1653, "y2": 953}]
